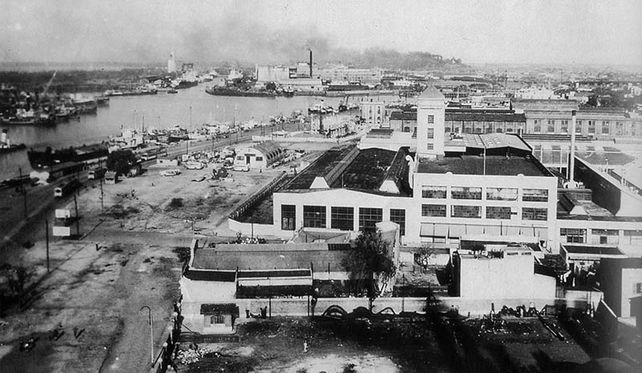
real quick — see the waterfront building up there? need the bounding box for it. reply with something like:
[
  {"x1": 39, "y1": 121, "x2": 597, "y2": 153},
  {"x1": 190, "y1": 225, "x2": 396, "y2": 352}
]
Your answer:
[
  {"x1": 310, "y1": 113, "x2": 355, "y2": 137},
  {"x1": 317, "y1": 66, "x2": 383, "y2": 85}
]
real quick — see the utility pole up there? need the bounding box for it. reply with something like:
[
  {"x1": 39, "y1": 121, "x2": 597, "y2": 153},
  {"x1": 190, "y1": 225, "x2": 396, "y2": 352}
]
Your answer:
[
  {"x1": 99, "y1": 177, "x2": 104, "y2": 213},
  {"x1": 19, "y1": 167, "x2": 27, "y2": 219},
  {"x1": 74, "y1": 194, "x2": 80, "y2": 237},
  {"x1": 45, "y1": 219, "x2": 50, "y2": 273}
]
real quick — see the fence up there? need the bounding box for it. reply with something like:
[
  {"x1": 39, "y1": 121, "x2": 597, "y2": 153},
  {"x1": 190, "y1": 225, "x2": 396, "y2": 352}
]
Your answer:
[
  {"x1": 224, "y1": 296, "x2": 591, "y2": 320},
  {"x1": 228, "y1": 171, "x2": 290, "y2": 220},
  {"x1": 149, "y1": 298, "x2": 183, "y2": 373}
]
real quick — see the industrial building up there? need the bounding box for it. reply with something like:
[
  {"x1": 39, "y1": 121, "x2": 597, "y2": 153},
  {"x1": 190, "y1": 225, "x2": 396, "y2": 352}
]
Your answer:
[{"x1": 267, "y1": 88, "x2": 559, "y2": 249}]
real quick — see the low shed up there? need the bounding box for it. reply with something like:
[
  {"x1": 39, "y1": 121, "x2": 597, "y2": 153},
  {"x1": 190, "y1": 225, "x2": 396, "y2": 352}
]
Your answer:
[{"x1": 234, "y1": 141, "x2": 284, "y2": 170}]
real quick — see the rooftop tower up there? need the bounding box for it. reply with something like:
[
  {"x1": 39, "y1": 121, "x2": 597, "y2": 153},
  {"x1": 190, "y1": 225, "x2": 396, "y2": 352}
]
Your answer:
[{"x1": 416, "y1": 86, "x2": 446, "y2": 158}]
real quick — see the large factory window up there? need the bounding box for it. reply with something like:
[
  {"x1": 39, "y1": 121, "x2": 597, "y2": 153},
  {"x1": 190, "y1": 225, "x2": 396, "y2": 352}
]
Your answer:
[
  {"x1": 561, "y1": 228, "x2": 586, "y2": 243},
  {"x1": 451, "y1": 205, "x2": 481, "y2": 218},
  {"x1": 281, "y1": 205, "x2": 296, "y2": 230},
  {"x1": 390, "y1": 209, "x2": 406, "y2": 236},
  {"x1": 523, "y1": 189, "x2": 548, "y2": 202},
  {"x1": 486, "y1": 206, "x2": 512, "y2": 219},
  {"x1": 522, "y1": 207, "x2": 547, "y2": 221},
  {"x1": 303, "y1": 205, "x2": 326, "y2": 228},
  {"x1": 486, "y1": 187, "x2": 518, "y2": 201},
  {"x1": 358, "y1": 208, "x2": 383, "y2": 231},
  {"x1": 451, "y1": 186, "x2": 482, "y2": 200},
  {"x1": 422, "y1": 185, "x2": 447, "y2": 199},
  {"x1": 331, "y1": 206, "x2": 354, "y2": 231},
  {"x1": 422, "y1": 204, "x2": 447, "y2": 217}
]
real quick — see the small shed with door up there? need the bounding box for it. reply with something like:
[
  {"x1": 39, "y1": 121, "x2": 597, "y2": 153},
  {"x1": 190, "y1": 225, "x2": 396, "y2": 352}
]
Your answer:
[{"x1": 233, "y1": 141, "x2": 284, "y2": 170}]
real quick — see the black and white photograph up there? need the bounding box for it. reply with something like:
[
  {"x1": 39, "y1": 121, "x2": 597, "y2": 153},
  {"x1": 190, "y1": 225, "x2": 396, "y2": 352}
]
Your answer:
[{"x1": 0, "y1": 0, "x2": 641, "y2": 372}]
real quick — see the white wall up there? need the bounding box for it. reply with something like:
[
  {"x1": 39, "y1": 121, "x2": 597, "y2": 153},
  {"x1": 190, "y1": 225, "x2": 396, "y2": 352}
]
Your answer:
[
  {"x1": 411, "y1": 172, "x2": 558, "y2": 250},
  {"x1": 621, "y1": 268, "x2": 642, "y2": 318},
  {"x1": 459, "y1": 252, "x2": 555, "y2": 299}
]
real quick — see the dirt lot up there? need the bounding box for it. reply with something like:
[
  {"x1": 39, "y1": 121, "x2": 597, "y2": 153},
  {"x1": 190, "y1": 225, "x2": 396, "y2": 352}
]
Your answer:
[
  {"x1": 176, "y1": 316, "x2": 452, "y2": 373},
  {"x1": 0, "y1": 141, "x2": 336, "y2": 372}
]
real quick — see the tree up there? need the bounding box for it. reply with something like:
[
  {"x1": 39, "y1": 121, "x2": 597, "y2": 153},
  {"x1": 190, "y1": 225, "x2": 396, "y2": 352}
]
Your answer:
[
  {"x1": 265, "y1": 81, "x2": 277, "y2": 91},
  {"x1": 106, "y1": 149, "x2": 137, "y2": 176},
  {"x1": 342, "y1": 229, "x2": 396, "y2": 307}
]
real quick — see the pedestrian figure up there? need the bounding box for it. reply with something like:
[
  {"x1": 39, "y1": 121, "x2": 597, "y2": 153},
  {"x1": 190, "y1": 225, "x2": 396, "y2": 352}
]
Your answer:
[{"x1": 303, "y1": 339, "x2": 309, "y2": 353}]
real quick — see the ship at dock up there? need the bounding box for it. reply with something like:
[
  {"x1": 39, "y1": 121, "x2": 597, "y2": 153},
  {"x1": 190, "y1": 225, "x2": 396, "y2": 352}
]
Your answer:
[
  {"x1": 27, "y1": 143, "x2": 109, "y2": 169},
  {"x1": 205, "y1": 86, "x2": 277, "y2": 98},
  {"x1": 0, "y1": 129, "x2": 26, "y2": 154}
]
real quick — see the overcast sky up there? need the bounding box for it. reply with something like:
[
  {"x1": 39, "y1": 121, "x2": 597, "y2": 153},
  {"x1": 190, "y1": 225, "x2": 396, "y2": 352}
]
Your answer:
[{"x1": 1, "y1": 0, "x2": 640, "y2": 66}]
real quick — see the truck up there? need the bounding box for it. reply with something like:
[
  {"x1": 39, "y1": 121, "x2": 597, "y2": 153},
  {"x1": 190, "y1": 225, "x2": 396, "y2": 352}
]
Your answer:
[
  {"x1": 54, "y1": 179, "x2": 80, "y2": 198},
  {"x1": 88, "y1": 167, "x2": 106, "y2": 180}
]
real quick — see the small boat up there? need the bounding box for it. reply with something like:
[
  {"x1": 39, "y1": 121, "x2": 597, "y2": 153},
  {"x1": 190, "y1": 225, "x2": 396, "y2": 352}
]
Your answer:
[{"x1": 167, "y1": 89, "x2": 178, "y2": 94}]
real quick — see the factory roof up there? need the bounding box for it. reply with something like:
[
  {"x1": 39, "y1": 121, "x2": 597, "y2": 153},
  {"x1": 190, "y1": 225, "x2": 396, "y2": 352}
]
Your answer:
[
  {"x1": 461, "y1": 133, "x2": 531, "y2": 152},
  {"x1": 562, "y1": 244, "x2": 624, "y2": 256},
  {"x1": 190, "y1": 245, "x2": 349, "y2": 273},
  {"x1": 285, "y1": 144, "x2": 356, "y2": 190},
  {"x1": 249, "y1": 141, "x2": 284, "y2": 160},
  {"x1": 389, "y1": 111, "x2": 417, "y2": 121},
  {"x1": 416, "y1": 154, "x2": 550, "y2": 176},
  {"x1": 284, "y1": 145, "x2": 412, "y2": 195}
]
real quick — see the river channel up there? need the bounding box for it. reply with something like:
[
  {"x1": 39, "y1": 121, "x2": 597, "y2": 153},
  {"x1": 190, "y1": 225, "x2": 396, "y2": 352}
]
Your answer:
[{"x1": 0, "y1": 86, "x2": 342, "y2": 179}]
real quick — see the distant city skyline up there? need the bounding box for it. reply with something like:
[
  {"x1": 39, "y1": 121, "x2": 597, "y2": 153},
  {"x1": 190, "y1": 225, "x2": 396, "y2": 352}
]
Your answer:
[{"x1": 1, "y1": 0, "x2": 640, "y2": 67}]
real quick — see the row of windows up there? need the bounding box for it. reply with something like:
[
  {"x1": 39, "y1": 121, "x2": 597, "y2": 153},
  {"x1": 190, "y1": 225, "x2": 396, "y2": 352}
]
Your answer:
[
  {"x1": 282, "y1": 205, "x2": 406, "y2": 235},
  {"x1": 532, "y1": 120, "x2": 633, "y2": 136},
  {"x1": 561, "y1": 228, "x2": 642, "y2": 244},
  {"x1": 421, "y1": 204, "x2": 547, "y2": 220},
  {"x1": 421, "y1": 186, "x2": 548, "y2": 202}
]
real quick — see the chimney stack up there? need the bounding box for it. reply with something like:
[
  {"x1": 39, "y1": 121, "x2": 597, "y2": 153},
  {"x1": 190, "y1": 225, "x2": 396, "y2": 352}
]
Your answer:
[{"x1": 309, "y1": 49, "x2": 313, "y2": 78}]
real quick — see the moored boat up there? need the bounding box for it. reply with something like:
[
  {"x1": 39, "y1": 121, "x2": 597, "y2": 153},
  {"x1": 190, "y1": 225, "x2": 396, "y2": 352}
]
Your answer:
[{"x1": 27, "y1": 143, "x2": 109, "y2": 169}]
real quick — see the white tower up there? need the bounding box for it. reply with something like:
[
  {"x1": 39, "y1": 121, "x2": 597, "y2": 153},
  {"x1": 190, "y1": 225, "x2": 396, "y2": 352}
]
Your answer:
[
  {"x1": 416, "y1": 86, "x2": 446, "y2": 158},
  {"x1": 167, "y1": 52, "x2": 177, "y2": 74}
]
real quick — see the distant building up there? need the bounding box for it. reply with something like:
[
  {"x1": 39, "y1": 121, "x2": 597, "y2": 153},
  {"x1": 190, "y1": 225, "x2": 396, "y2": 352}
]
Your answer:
[
  {"x1": 360, "y1": 100, "x2": 385, "y2": 126},
  {"x1": 311, "y1": 113, "x2": 355, "y2": 137},
  {"x1": 387, "y1": 108, "x2": 527, "y2": 136},
  {"x1": 512, "y1": 99, "x2": 642, "y2": 140},
  {"x1": 317, "y1": 66, "x2": 383, "y2": 85}
]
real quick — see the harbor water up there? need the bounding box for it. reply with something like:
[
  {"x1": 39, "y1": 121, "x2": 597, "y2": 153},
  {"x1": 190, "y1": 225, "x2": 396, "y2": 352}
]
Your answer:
[{"x1": 0, "y1": 86, "x2": 342, "y2": 179}]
